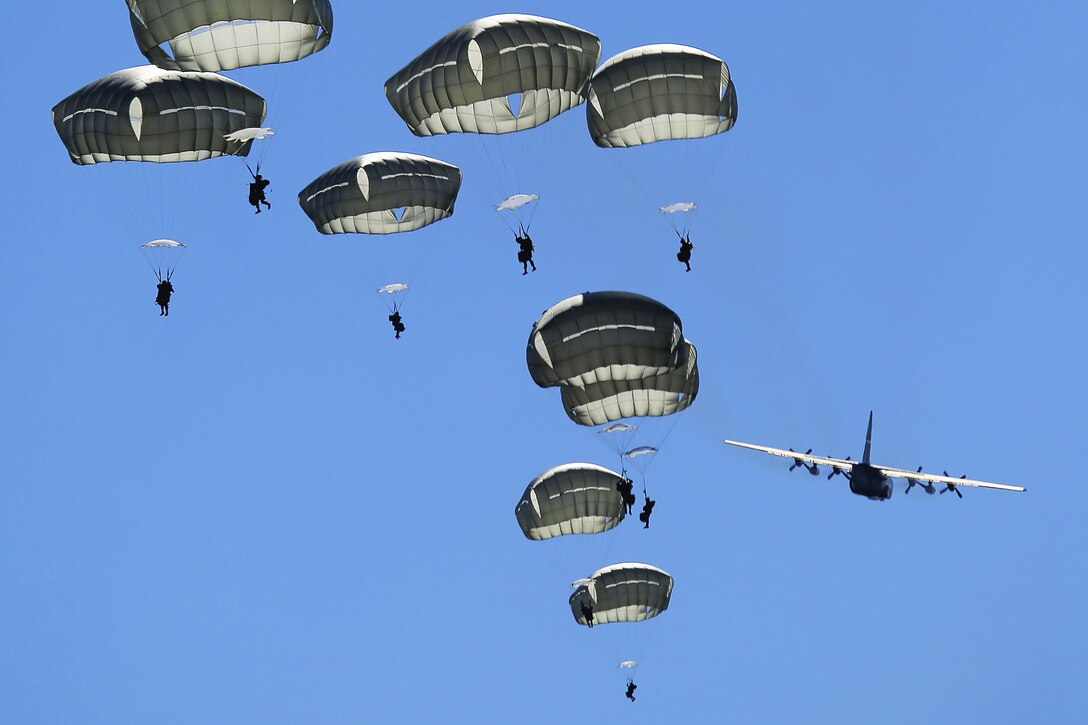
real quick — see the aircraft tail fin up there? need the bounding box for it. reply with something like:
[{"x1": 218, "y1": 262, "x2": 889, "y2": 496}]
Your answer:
[{"x1": 862, "y1": 411, "x2": 873, "y2": 465}]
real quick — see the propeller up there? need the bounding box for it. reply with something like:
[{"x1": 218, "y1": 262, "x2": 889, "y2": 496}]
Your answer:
[
  {"x1": 827, "y1": 456, "x2": 851, "y2": 480},
  {"x1": 904, "y1": 466, "x2": 924, "y2": 494},
  {"x1": 788, "y1": 449, "x2": 812, "y2": 472},
  {"x1": 940, "y1": 471, "x2": 966, "y2": 499}
]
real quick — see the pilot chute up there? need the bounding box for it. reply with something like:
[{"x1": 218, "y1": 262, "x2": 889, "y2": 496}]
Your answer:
[
  {"x1": 141, "y1": 238, "x2": 187, "y2": 282},
  {"x1": 225, "y1": 127, "x2": 276, "y2": 144},
  {"x1": 127, "y1": 0, "x2": 333, "y2": 72}
]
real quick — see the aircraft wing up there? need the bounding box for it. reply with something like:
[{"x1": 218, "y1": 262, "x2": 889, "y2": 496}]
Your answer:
[
  {"x1": 875, "y1": 466, "x2": 1025, "y2": 492},
  {"x1": 722, "y1": 440, "x2": 855, "y2": 470},
  {"x1": 723, "y1": 440, "x2": 1026, "y2": 493}
]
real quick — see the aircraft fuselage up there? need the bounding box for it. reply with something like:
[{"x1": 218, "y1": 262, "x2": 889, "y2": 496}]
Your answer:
[{"x1": 848, "y1": 463, "x2": 892, "y2": 501}]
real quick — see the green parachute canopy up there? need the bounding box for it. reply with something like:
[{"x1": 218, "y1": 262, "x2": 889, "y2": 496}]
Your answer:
[
  {"x1": 587, "y1": 44, "x2": 738, "y2": 149},
  {"x1": 570, "y1": 563, "x2": 674, "y2": 626},
  {"x1": 127, "y1": 0, "x2": 333, "y2": 72},
  {"x1": 384, "y1": 13, "x2": 601, "y2": 137},
  {"x1": 526, "y1": 291, "x2": 699, "y2": 426},
  {"x1": 52, "y1": 66, "x2": 267, "y2": 165},
  {"x1": 560, "y1": 343, "x2": 699, "y2": 426},
  {"x1": 297, "y1": 152, "x2": 462, "y2": 235},
  {"x1": 515, "y1": 463, "x2": 627, "y2": 541}
]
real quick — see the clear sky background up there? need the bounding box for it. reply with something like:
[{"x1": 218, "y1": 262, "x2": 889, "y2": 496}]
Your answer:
[{"x1": 2, "y1": 2, "x2": 1086, "y2": 722}]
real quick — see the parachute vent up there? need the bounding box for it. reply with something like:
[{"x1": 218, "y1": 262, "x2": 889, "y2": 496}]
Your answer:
[
  {"x1": 129, "y1": 97, "x2": 144, "y2": 141},
  {"x1": 468, "y1": 39, "x2": 485, "y2": 86}
]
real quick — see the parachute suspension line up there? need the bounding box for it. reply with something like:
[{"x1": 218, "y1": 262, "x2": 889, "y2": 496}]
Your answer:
[
  {"x1": 577, "y1": 607, "x2": 660, "y2": 686},
  {"x1": 406, "y1": 220, "x2": 448, "y2": 289},
  {"x1": 133, "y1": 159, "x2": 168, "y2": 240},
  {"x1": 143, "y1": 254, "x2": 163, "y2": 282},
  {"x1": 498, "y1": 211, "x2": 519, "y2": 236},
  {"x1": 473, "y1": 133, "x2": 522, "y2": 235},
  {"x1": 605, "y1": 153, "x2": 678, "y2": 238},
  {"x1": 158, "y1": 164, "x2": 167, "y2": 238},
  {"x1": 521, "y1": 116, "x2": 569, "y2": 233},
  {"x1": 103, "y1": 162, "x2": 149, "y2": 246},
  {"x1": 685, "y1": 135, "x2": 731, "y2": 239},
  {"x1": 474, "y1": 132, "x2": 511, "y2": 202},
  {"x1": 652, "y1": 411, "x2": 684, "y2": 462},
  {"x1": 379, "y1": 294, "x2": 398, "y2": 315},
  {"x1": 520, "y1": 119, "x2": 554, "y2": 230},
  {"x1": 253, "y1": 70, "x2": 286, "y2": 169}
]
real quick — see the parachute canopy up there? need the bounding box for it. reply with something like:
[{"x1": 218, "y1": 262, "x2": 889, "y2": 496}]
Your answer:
[
  {"x1": 377, "y1": 283, "x2": 409, "y2": 295},
  {"x1": 224, "y1": 127, "x2": 276, "y2": 143},
  {"x1": 385, "y1": 14, "x2": 601, "y2": 136},
  {"x1": 660, "y1": 202, "x2": 696, "y2": 214},
  {"x1": 527, "y1": 291, "x2": 686, "y2": 390},
  {"x1": 559, "y1": 342, "x2": 699, "y2": 426},
  {"x1": 569, "y1": 563, "x2": 674, "y2": 626},
  {"x1": 497, "y1": 194, "x2": 539, "y2": 212},
  {"x1": 141, "y1": 238, "x2": 187, "y2": 281},
  {"x1": 141, "y1": 239, "x2": 186, "y2": 249},
  {"x1": 515, "y1": 463, "x2": 627, "y2": 541},
  {"x1": 526, "y1": 291, "x2": 699, "y2": 426},
  {"x1": 298, "y1": 152, "x2": 462, "y2": 235},
  {"x1": 587, "y1": 44, "x2": 738, "y2": 149},
  {"x1": 127, "y1": 0, "x2": 333, "y2": 72},
  {"x1": 52, "y1": 66, "x2": 267, "y2": 165}
]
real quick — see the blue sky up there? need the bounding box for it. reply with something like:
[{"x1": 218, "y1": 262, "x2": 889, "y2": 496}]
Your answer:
[{"x1": 2, "y1": 1, "x2": 1085, "y2": 722}]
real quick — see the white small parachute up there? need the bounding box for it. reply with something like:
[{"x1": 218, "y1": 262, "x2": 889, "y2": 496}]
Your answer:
[
  {"x1": 623, "y1": 446, "x2": 658, "y2": 459},
  {"x1": 377, "y1": 283, "x2": 409, "y2": 294},
  {"x1": 599, "y1": 423, "x2": 639, "y2": 457},
  {"x1": 660, "y1": 202, "x2": 695, "y2": 214},
  {"x1": 141, "y1": 238, "x2": 186, "y2": 249},
  {"x1": 496, "y1": 193, "x2": 539, "y2": 212},
  {"x1": 618, "y1": 660, "x2": 639, "y2": 670},
  {"x1": 224, "y1": 127, "x2": 276, "y2": 143},
  {"x1": 622, "y1": 445, "x2": 659, "y2": 476},
  {"x1": 140, "y1": 238, "x2": 187, "y2": 281}
]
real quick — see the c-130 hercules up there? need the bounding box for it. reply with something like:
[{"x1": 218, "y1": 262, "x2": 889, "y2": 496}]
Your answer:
[{"x1": 723, "y1": 412, "x2": 1025, "y2": 501}]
